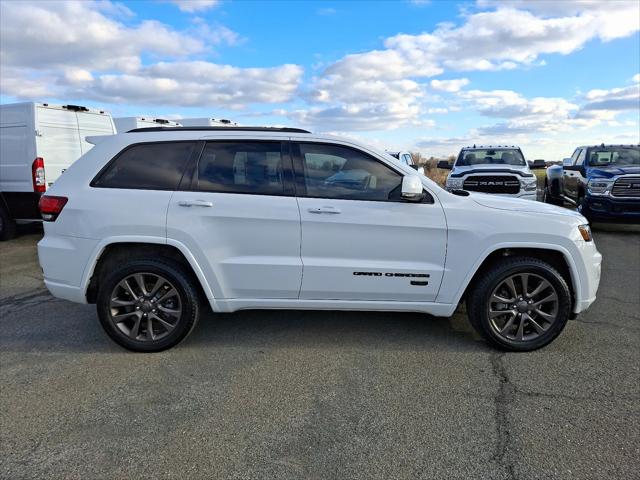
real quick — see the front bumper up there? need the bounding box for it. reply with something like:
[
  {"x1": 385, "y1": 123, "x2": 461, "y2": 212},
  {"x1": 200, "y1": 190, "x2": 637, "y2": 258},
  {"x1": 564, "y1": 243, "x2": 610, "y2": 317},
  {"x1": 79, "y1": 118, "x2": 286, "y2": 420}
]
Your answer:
[
  {"x1": 573, "y1": 240, "x2": 602, "y2": 314},
  {"x1": 583, "y1": 196, "x2": 640, "y2": 223}
]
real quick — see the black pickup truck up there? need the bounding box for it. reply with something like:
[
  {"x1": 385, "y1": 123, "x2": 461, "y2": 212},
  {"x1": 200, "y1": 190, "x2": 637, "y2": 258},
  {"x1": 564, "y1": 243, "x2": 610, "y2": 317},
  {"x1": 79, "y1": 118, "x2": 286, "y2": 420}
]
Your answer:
[{"x1": 544, "y1": 144, "x2": 640, "y2": 223}]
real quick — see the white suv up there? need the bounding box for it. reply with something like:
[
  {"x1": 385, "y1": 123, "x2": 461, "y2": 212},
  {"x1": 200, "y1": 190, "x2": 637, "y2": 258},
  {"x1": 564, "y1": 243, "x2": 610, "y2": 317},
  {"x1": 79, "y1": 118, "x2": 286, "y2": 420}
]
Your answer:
[{"x1": 38, "y1": 127, "x2": 602, "y2": 352}]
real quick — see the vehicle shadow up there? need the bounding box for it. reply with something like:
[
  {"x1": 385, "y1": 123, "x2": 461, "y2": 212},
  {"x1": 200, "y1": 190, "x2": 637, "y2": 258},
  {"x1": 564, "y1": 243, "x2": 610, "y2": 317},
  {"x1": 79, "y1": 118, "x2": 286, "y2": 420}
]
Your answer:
[
  {"x1": 183, "y1": 308, "x2": 485, "y2": 354},
  {"x1": 0, "y1": 299, "x2": 486, "y2": 355}
]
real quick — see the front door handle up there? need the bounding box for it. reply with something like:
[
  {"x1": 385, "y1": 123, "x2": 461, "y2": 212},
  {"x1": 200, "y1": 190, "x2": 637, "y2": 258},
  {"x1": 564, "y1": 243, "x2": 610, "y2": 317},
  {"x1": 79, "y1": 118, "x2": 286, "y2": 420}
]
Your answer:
[
  {"x1": 178, "y1": 200, "x2": 213, "y2": 208},
  {"x1": 308, "y1": 206, "x2": 341, "y2": 214}
]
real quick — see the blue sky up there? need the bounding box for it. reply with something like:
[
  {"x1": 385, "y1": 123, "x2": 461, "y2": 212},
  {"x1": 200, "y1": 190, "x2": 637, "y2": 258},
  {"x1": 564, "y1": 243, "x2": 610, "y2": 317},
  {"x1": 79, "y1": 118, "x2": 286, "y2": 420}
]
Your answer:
[{"x1": 1, "y1": 0, "x2": 639, "y2": 159}]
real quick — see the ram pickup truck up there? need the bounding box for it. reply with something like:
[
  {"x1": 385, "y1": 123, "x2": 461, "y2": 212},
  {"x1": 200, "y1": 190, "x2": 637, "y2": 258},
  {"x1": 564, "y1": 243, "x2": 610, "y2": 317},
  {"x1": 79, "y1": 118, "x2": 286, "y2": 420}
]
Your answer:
[
  {"x1": 438, "y1": 146, "x2": 537, "y2": 200},
  {"x1": 544, "y1": 144, "x2": 640, "y2": 223}
]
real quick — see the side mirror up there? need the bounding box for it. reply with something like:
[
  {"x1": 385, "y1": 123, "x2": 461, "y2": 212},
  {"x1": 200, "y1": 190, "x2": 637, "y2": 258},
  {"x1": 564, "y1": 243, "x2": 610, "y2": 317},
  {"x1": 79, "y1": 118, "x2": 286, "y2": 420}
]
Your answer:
[
  {"x1": 437, "y1": 160, "x2": 452, "y2": 170},
  {"x1": 562, "y1": 157, "x2": 573, "y2": 167},
  {"x1": 409, "y1": 165, "x2": 426, "y2": 175},
  {"x1": 401, "y1": 175, "x2": 424, "y2": 202}
]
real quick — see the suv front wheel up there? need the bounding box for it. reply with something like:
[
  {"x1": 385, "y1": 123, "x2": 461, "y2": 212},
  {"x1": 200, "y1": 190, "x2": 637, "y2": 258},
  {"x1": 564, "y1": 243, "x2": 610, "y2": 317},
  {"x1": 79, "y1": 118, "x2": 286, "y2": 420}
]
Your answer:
[
  {"x1": 96, "y1": 259, "x2": 201, "y2": 352},
  {"x1": 467, "y1": 257, "x2": 571, "y2": 351}
]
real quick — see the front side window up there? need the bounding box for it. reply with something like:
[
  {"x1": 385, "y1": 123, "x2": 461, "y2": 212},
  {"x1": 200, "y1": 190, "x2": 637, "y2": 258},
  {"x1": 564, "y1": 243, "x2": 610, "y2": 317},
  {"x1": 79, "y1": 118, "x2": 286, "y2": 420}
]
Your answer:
[
  {"x1": 402, "y1": 153, "x2": 414, "y2": 165},
  {"x1": 456, "y1": 149, "x2": 526, "y2": 167},
  {"x1": 93, "y1": 142, "x2": 195, "y2": 190},
  {"x1": 588, "y1": 147, "x2": 640, "y2": 167},
  {"x1": 575, "y1": 148, "x2": 587, "y2": 166},
  {"x1": 297, "y1": 143, "x2": 402, "y2": 201},
  {"x1": 196, "y1": 142, "x2": 286, "y2": 195}
]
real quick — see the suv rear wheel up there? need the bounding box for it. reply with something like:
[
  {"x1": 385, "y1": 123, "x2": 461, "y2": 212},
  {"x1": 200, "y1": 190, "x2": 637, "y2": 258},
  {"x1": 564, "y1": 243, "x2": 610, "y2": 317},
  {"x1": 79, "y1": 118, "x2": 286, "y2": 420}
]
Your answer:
[
  {"x1": 96, "y1": 259, "x2": 200, "y2": 352},
  {"x1": 467, "y1": 257, "x2": 571, "y2": 351}
]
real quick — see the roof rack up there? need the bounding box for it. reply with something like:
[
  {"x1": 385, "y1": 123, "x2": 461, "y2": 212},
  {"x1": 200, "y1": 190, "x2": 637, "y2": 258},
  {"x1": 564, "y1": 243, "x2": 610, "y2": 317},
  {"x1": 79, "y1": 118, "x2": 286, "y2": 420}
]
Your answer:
[{"x1": 126, "y1": 126, "x2": 311, "y2": 133}]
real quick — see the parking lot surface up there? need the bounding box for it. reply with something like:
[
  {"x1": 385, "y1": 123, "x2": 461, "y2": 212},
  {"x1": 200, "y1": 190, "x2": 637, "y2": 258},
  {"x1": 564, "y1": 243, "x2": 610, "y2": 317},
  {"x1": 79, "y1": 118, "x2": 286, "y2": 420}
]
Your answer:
[{"x1": 1, "y1": 224, "x2": 639, "y2": 480}]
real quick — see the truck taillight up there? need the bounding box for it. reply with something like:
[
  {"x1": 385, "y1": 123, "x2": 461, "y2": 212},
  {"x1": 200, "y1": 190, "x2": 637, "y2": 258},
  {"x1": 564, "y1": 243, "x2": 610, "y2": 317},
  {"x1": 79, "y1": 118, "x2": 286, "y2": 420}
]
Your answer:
[
  {"x1": 32, "y1": 157, "x2": 46, "y2": 193},
  {"x1": 38, "y1": 195, "x2": 68, "y2": 221}
]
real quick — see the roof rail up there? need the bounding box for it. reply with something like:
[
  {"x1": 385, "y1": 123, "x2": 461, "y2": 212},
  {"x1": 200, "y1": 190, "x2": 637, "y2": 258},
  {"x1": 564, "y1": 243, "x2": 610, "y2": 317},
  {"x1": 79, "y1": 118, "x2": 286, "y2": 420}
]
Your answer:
[{"x1": 126, "y1": 126, "x2": 311, "y2": 133}]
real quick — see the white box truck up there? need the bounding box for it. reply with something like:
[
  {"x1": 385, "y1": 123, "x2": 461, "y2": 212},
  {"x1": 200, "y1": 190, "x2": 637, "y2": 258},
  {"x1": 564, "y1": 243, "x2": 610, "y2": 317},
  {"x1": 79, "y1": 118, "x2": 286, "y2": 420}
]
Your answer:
[
  {"x1": 179, "y1": 117, "x2": 237, "y2": 127},
  {"x1": 114, "y1": 117, "x2": 182, "y2": 132},
  {"x1": 0, "y1": 102, "x2": 116, "y2": 239}
]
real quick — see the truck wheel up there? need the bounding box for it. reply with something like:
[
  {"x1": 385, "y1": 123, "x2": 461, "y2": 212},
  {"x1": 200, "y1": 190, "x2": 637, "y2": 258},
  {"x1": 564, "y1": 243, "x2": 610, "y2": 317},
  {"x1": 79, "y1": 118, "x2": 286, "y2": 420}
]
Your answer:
[
  {"x1": 467, "y1": 257, "x2": 571, "y2": 351},
  {"x1": 96, "y1": 259, "x2": 201, "y2": 352},
  {"x1": 0, "y1": 204, "x2": 17, "y2": 241},
  {"x1": 543, "y1": 185, "x2": 563, "y2": 206}
]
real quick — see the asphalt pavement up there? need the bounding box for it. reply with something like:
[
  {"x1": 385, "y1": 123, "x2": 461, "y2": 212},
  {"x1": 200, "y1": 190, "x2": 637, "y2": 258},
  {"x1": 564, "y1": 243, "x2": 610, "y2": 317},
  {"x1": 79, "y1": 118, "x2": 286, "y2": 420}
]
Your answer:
[{"x1": 1, "y1": 223, "x2": 638, "y2": 479}]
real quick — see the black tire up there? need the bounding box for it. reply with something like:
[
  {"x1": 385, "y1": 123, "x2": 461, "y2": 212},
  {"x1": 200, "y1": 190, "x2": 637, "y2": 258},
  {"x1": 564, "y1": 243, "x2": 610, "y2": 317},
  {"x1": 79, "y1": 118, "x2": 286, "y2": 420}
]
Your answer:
[
  {"x1": 96, "y1": 258, "x2": 201, "y2": 352},
  {"x1": 466, "y1": 256, "x2": 571, "y2": 352},
  {"x1": 0, "y1": 203, "x2": 17, "y2": 241},
  {"x1": 543, "y1": 185, "x2": 563, "y2": 206}
]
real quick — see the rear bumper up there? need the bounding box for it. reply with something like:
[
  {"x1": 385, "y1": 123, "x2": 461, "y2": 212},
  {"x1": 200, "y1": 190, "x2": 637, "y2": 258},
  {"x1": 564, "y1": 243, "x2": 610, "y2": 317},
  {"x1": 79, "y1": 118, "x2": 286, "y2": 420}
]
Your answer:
[
  {"x1": 38, "y1": 233, "x2": 97, "y2": 303},
  {"x1": 583, "y1": 196, "x2": 640, "y2": 223}
]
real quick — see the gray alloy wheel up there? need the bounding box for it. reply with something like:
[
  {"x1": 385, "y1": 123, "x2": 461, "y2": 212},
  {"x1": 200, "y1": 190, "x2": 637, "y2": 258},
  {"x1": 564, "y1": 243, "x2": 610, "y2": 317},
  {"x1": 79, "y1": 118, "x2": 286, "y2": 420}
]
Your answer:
[
  {"x1": 109, "y1": 272, "x2": 182, "y2": 342},
  {"x1": 487, "y1": 273, "x2": 559, "y2": 342}
]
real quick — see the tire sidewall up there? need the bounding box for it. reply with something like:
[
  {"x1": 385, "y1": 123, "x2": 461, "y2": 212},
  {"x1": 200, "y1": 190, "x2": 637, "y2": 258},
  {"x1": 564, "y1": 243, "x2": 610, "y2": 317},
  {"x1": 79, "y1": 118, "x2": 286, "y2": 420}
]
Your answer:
[
  {"x1": 472, "y1": 261, "x2": 571, "y2": 351},
  {"x1": 97, "y1": 260, "x2": 199, "y2": 352}
]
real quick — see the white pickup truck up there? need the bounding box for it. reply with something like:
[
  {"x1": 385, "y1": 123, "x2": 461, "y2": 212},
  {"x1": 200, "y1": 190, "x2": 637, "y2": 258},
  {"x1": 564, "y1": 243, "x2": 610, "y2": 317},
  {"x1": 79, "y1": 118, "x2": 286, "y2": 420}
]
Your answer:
[{"x1": 439, "y1": 146, "x2": 538, "y2": 200}]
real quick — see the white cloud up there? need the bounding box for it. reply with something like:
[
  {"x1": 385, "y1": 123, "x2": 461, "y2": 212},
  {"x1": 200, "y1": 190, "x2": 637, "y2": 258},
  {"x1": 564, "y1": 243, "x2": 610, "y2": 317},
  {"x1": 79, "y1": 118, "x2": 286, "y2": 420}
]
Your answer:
[
  {"x1": 169, "y1": 0, "x2": 220, "y2": 13},
  {"x1": 317, "y1": 7, "x2": 336, "y2": 16},
  {"x1": 430, "y1": 78, "x2": 469, "y2": 93},
  {"x1": 0, "y1": 1, "x2": 301, "y2": 108},
  {"x1": 633, "y1": 74, "x2": 640, "y2": 83}
]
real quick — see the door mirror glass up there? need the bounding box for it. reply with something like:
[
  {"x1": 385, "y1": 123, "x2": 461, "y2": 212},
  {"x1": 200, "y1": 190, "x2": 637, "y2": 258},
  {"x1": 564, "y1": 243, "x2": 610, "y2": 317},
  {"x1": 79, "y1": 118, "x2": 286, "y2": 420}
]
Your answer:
[
  {"x1": 437, "y1": 160, "x2": 452, "y2": 170},
  {"x1": 562, "y1": 157, "x2": 573, "y2": 167},
  {"x1": 401, "y1": 175, "x2": 424, "y2": 201}
]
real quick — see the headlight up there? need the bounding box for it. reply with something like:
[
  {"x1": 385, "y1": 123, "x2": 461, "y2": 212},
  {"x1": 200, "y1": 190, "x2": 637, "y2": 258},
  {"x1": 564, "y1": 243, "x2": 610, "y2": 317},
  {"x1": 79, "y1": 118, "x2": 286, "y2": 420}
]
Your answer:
[
  {"x1": 446, "y1": 177, "x2": 463, "y2": 189},
  {"x1": 587, "y1": 179, "x2": 613, "y2": 195},
  {"x1": 522, "y1": 178, "x2": 537, "y2": 191},
  {"x1": 578, "y1": 224, "x2": 592, "y2": 242}
]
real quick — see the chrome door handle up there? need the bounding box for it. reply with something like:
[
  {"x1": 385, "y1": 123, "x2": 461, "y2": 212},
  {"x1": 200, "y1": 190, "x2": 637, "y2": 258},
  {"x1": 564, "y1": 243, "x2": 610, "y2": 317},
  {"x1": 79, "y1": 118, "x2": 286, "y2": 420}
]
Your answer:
[
  {"x1": 308, "y1": 206, "x2": 341, "y2": 214},
  {"x1": 178, "y1": 200, "x2": 213, "y2": 208}
]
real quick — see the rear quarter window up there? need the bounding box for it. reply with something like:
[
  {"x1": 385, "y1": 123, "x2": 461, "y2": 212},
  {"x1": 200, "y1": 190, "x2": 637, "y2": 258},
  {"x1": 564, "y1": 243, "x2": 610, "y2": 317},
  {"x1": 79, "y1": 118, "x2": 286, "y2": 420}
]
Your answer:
[{"x1": 92, "y1": 142, "x2": 196, "y2": 190}]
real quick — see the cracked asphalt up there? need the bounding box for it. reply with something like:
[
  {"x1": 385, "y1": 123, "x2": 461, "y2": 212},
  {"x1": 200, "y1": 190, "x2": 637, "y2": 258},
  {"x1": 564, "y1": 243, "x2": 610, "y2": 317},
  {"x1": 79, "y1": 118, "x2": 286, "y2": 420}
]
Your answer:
[{"x1": 1, "y1": 223, "x2": 639, "y2": 479}]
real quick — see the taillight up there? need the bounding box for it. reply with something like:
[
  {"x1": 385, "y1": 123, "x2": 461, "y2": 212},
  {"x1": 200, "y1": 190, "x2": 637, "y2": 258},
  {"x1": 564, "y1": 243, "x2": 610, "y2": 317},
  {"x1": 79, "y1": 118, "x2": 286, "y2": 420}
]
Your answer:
[
  {"x1": 32, "y1": 157, "x2": 46, "y2": 193},
  {"x1": 38, "y1": 195, "x2": 68, "y2": 221}
]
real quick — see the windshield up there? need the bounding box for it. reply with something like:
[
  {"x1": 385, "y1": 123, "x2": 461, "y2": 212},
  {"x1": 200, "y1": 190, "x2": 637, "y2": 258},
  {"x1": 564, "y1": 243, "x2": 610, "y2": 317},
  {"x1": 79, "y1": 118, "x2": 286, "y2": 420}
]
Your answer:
[
  {"x1": 456, "y1": 149, "x2": 525, "y2": 167},
  {"x1": 588, "y1": 147, "x2": 640, "y2": 167}
]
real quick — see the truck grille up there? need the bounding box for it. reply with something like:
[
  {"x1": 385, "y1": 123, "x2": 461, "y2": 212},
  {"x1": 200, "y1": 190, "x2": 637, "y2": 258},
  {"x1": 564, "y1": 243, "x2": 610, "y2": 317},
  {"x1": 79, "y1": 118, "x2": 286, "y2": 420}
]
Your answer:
[
  {"x1": 463, "y1": 175, "x2": 520, "y2": 194},
  {"x1": 611, "y1": 176, "x2": 640, "y2": 197}
]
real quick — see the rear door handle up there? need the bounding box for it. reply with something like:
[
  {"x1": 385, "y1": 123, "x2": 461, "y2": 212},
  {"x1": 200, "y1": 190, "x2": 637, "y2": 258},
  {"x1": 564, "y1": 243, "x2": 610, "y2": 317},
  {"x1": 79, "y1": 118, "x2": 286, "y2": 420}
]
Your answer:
[
  {"x1": 178, "y1": 200, "x2": 213, "y2": 208},
  {"x1": 308, "y1": 206, "x2": 341, "y2": 214}
]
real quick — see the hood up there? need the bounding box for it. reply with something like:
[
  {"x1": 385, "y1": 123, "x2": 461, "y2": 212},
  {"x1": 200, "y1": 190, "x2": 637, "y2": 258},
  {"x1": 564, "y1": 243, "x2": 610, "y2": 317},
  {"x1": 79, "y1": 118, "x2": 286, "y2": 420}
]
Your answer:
[
  {"x1": 471, "y1": 193, "x2": 585, "y2": 219},
  {"x1": 588, "y1": 166, "x2": 640, "y2": 178}
]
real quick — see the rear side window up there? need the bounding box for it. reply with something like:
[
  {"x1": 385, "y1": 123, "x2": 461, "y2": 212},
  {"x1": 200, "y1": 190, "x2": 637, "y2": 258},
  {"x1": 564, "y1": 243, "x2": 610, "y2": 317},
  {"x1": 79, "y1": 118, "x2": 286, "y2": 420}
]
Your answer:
[
  {"x1": 196, "y1": 142, "x2": 286, "y2": 195},
  {"x1": 93, "y1": 142, "x2": 195, "y2": 190}
]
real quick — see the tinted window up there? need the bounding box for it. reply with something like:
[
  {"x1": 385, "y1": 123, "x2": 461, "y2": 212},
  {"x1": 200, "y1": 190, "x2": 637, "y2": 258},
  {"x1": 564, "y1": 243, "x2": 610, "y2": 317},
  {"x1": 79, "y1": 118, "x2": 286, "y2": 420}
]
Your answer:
[
  {"x1": 456, "y1": 149, "x2": 525, "y2": 166},
  {"x1": 297, "y1": 143, "x2": 402, "y2": 201},
  {"x1": 94, "y1": 142, "x2": 195, "y2": 190},
  {"x1": 588, "y1": 148, "x2": 640, "y2": 166},
  {"x1": 196, "y1": 142, "x2": 285, "y2": 195}
]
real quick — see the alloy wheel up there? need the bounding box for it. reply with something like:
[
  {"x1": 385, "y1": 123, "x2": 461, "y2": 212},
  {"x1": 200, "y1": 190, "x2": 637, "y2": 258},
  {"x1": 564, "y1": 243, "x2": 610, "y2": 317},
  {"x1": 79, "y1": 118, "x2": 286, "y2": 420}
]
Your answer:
[
  {"x1": 108, "y1": 272, "x2": 182, "y2": 342},
  {"x1": 487, "y1": 273, "x2": 559, "y2": 342}
]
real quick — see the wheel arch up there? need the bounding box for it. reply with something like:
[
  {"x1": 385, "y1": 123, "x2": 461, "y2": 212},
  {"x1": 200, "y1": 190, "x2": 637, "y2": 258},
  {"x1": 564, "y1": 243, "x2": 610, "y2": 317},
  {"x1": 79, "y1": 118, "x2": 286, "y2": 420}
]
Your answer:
[
  {"x1": 456, "y1": 245, "x2": 579, "y2": 314},
  {"x1": 83, "y1": 238, "x2": 217, "y2": 309}
]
